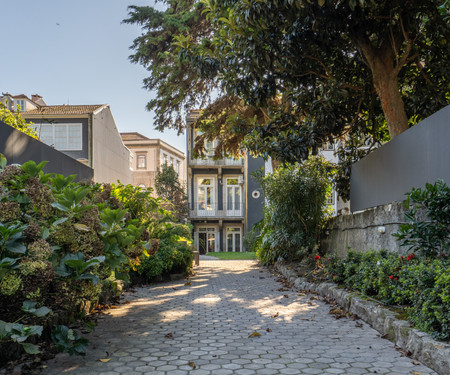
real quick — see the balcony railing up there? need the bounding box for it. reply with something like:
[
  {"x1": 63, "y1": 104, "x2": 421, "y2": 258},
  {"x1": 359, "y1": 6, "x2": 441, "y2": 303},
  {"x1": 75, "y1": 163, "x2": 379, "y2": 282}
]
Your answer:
[
  {"x1": 189, "y1": 202, "x2": 244, "y2": 218},
  {"x1": 189, "y1": 157, "x2": 244, "y2": 167}
]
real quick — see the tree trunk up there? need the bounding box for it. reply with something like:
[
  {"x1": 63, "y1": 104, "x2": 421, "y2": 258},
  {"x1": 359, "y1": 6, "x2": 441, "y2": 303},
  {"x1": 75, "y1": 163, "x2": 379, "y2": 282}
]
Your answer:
[
  {"x1": 372, "y1": 64, "x2": 409, "y2": 138},
  {"x1": 358, "y1": 42, "x2": 410, "y2": 139}
]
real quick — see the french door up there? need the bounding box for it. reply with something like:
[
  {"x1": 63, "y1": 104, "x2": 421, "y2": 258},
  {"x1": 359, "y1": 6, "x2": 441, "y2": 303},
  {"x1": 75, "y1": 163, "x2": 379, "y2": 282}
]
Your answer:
[
  {"x1": 226, "y1": 178, "x2": 242, "y2": 216},
  {"x1": 226, "y1": 227, "x2": 241, "y2": 252}
]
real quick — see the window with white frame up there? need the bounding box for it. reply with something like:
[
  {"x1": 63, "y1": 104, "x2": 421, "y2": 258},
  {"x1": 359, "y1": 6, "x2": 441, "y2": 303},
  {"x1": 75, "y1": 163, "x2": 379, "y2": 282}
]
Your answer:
[
  {"x1": 35, "y1": 123, "x2": 82, "y2": 150},
  {"x1": 137, "y1": 154, "x2": 146, "y2": 169},
  {"x1": 327, "y1": 189, "x2": 336, "y2": 206},
  {"x1": 15, "y1": 99, "x2": 25, "y2": 111},
  {"x1": 197, "y1": 178, "x2": 215, "y2": 214}
]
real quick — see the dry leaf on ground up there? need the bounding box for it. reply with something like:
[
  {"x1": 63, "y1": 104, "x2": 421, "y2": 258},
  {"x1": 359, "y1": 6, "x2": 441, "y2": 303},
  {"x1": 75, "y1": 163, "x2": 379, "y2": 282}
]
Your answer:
[
  {"x1": 188, "y1": 361, "x2": 196, "y2": 369},
  {"x1": 99, "y1": 358, "x2": 110, "y2": 363},
  {"x1": 248, "y1": 331, "x2": 261, "y2": 338},
  {"x1": 184, "y1": 281, "x2": 191, "y2": 286}
]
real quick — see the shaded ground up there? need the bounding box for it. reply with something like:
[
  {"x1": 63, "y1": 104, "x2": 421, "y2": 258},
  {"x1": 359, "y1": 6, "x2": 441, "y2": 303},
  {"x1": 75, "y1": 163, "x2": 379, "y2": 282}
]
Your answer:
[{"x1": 41, "y1": 260, "x2": 437, "y2": 374}]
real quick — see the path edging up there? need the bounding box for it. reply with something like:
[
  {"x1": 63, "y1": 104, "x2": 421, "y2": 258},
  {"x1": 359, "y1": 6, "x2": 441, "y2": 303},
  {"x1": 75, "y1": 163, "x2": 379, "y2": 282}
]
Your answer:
[{"x1": 275, "y1": 262, "x2": 450, "y2": 375}]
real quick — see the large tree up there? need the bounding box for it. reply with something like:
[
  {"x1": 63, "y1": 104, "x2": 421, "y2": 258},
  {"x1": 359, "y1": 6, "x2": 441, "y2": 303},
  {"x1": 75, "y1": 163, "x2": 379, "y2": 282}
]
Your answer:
[{"x1": 125, "y1": 0, "x2": 449, "y2": 180}]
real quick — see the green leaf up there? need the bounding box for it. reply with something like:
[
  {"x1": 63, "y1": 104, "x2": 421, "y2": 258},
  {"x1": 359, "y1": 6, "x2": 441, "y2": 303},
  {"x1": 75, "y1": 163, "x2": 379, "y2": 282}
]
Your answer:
[
  {"x1": 21, "y1": 342, "x2": 41, "y2": 354},
  {"x1": 0, "y1": 154, "x2": 7, "y2": 170}
]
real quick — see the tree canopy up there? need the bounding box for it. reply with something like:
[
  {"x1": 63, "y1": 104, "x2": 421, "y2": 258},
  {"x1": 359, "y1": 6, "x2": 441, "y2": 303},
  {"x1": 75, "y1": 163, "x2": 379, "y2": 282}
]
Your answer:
[{"x1": 125, "y1": 0, "x2": 449, "y2": 187}]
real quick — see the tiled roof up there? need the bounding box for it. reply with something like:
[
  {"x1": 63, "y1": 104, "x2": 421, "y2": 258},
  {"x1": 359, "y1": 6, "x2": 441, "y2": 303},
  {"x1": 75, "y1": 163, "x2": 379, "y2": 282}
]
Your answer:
[
  {"x1": 23, "y1": 105, "x2": 105, "y2": 116},
  {"x1": 120, "y1": 132, "x2": 151, "y2": 141}
]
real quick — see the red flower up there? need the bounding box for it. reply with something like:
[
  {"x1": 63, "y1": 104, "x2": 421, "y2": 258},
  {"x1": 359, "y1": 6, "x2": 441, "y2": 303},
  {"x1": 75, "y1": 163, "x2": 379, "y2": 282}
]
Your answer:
[
  {"x1": 327, "y1": 258, "x2": 331, "y2": 261},
  {"x1": 400, "y1": 256, "x2": 404, "y2": 260},
  {"x1": 332, "y1": 274, "x2": 337, "y2": 278},
  {"x1": 406, "y1": 253, "x2": 415, "y2": 261},
  {"x1": 389, "y1": 275, "x2": 394, "y2": 280},
  {"x1": 314, "y1": 255, "x2": 321, "y2": 260}
]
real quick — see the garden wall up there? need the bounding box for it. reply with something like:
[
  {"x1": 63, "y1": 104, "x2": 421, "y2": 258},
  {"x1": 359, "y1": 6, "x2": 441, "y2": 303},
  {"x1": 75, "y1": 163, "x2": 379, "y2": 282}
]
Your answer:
[{"x1": 320, "y1": 201, "x2": 409, "y2": 257}]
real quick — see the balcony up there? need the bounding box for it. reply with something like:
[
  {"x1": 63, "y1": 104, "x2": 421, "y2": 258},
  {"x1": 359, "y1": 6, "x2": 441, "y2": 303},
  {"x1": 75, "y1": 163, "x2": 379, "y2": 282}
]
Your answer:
[
  {"x1": 189, "y1": 157, "x2": 244, "y2": 167},
  {"x1": 189, "y1": 202, "x2": 244, "y2": 219}
]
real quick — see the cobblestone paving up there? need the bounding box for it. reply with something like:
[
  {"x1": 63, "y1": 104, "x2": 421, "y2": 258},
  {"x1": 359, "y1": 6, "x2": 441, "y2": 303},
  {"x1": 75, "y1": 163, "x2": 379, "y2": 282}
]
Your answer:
[{"x1": 44, "y1": 260, "x2": 438, "y2": 375}]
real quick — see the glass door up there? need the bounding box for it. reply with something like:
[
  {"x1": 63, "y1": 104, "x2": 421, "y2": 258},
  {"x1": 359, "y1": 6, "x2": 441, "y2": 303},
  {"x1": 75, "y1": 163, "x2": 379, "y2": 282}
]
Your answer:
[
  {"x1": 226, "y1": 227, "x2": 241, "y2": 252},
  {"x1": 198, "y1": 228, "x2": 217, "y2": 253},
  {"x1": 197, "y1": 178, "x2": 215, "y2": 216},
  {"x1": 226, "y1": 178, "x2": 242, "y2": 216}
]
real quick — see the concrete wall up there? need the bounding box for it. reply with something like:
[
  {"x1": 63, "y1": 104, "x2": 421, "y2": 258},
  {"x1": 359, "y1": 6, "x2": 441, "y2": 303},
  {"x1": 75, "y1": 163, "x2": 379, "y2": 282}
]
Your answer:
[
  {"x1": 351, "y1": 105, "x2": 450, "y2": 211},
  {"x1": 320, "y1": 201, "x2": 411, "y2": 257},
  {"x1": 0, "y1": 121, "x2": 93, "y2": 181},
  {"x1": 92, "y1": 107, "x2": 132, "y2": 184}
]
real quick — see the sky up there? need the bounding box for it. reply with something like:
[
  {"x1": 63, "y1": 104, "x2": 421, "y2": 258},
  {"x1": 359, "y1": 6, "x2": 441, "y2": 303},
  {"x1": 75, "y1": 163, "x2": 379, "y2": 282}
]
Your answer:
[{"x1": 0, "y1": 0, "x2": 187, "y2": 153}]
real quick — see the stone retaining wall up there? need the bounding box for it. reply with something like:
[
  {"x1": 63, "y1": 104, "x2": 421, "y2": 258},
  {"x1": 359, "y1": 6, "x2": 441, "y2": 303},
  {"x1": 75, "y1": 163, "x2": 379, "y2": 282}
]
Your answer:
[
  {"x1": 275, "y1": 262, "x2": 450, "y2": 375},
  {"x1": 320, "y1": 201, "x2": 409, "y2": 257}
]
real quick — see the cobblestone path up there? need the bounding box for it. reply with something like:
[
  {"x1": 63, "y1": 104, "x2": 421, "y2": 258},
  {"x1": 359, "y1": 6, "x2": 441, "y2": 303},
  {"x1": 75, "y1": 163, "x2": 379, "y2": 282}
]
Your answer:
[{"x1": 44, "y1": 260, "x2": 437, "y2": 375}]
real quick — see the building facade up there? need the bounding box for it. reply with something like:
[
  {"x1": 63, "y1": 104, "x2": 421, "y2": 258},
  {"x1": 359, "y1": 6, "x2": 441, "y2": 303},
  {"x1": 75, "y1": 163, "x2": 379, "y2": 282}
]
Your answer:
[
  {"x1": 186, "y1": 112, "x2": 264, "y2": 253},
  {"x1": 1, "y1": 93, "x2": 132, "y2": 184},
  {"x1": 120, "y1": 132, "x2": 185, "y2": 192}
]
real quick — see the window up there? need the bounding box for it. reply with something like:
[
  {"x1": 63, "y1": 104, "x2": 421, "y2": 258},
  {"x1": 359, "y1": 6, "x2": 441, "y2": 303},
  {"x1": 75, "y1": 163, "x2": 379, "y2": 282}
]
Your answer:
[
  {"x1": 176, "y1": 160, "x2": 181, "y2": 175},
  {"x1": 322, "y1": 142, "x2": 334, "y2": 151},
  {"x1": 163, "y1": 154, "x2": 168, "y2": 165},
  {"x1": 35, "y1": 123, "x2": 82, "y2": 150},
  {"x1": 15, "y1": 99, "x2": 25, "y2": 111},
  {"x1": 226, "y1": 177, "x2": 242, "y2": 216},
  {"x1": 137, "y1": 154, "x2": 146, "y2": 169},
  {"x1": 197, "y1": 178, "x2": 215, "y2": 215},
  {"x1": 327, "y1": 189, "x2": 336, "y2": 206}
]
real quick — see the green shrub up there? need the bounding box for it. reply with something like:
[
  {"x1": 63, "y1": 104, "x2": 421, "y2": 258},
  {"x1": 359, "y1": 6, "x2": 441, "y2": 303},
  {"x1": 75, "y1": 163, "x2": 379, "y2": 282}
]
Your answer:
[
  {"x1": 243, "y1": 230, "x2": 257, "y2": 252},
  {"x1": 255, "y1": 156, "x2": 334, "y2": 264},
  {"x1": 394, "y1": 180, "x2": 450, "y2": 258},
  {"x1": 324, "y1": 249, "x2": 450, "y2": 340}
]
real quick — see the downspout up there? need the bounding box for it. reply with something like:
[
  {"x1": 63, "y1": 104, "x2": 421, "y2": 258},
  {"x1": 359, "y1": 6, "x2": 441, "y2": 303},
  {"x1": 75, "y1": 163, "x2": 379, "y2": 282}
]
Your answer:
[{"x1": 88, "y1": 113, "x2": 93, "y2": 169}]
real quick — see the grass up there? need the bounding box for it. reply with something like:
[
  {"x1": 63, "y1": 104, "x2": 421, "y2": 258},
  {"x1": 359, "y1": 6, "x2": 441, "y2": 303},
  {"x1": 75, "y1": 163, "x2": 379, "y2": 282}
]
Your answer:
[{"x1": 206, "y1": 252, "x2": 257, "y2": 260}]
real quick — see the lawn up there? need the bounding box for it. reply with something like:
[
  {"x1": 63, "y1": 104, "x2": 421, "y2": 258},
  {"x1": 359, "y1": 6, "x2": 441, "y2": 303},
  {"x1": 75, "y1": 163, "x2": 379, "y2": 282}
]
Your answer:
[{"x1": 206, "y1": 252, "x2": 257, "y2": 260}]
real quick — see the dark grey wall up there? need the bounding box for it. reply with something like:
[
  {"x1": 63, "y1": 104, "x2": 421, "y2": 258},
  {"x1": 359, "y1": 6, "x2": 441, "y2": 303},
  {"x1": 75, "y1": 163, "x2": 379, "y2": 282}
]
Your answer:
[
  {"x1": 246, "y1": 155, "x2": 265, "y2": 232},
  {"x1": 27, "y1": 117, "x2": 89, "y2": 160},
  {"x1": 0, "y1": 121, "x2": 93, "y2": 181},
  {"x1": 350, "y1": 105, "x2": 450, "y2": 212}
]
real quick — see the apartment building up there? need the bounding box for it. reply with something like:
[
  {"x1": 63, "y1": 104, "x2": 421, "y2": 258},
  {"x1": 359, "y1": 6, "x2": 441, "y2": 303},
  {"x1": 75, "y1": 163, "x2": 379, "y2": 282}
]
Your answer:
[
  {"x1": 120, "y1": 132, "x2": 185, "y2": 192},
  {"x1": 186, "y1": 112, "x2": 264, "y2": 253}
]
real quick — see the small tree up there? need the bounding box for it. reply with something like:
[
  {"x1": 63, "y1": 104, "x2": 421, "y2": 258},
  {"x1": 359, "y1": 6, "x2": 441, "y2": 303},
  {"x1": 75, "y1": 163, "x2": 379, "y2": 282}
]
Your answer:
[
  {"x1": 155, "y1": 163, "x2": 188, "y2": 222},
  {"x1": 255, "y1": 156, "x2": 334, "y2": 265},
  {"x1": 0, "y1": 102, "x2": 37, "y2": 139}
]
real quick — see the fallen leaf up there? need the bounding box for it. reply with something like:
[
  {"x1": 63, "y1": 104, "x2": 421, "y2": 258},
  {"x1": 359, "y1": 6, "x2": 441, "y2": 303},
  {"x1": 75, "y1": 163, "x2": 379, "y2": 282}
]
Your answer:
[
  {"x1": 110, "y1": 305, "x2": 119, "y2": 309},
  {"x1": 122, "y1": 301, "x2": 131, "y2": 305},
  {"x1": 248, "y1": 331, "x2": 261, "y2": 338},
  {"x1": 172, "y1": 287, "x2": 178, "y2": 290},
  {"x1": 73, "y1": 223, "x2": 91, "y2": 232},
  {"x1": 412, "y1": 361, "x2": 420, "y2": 366},
  {"x1": 355, "y1": 322, "x2": 363, "y2": 328},
  {"x1": 165, "y1": 332, "x2": 173, "y2": 339},
  {"x1": 410, "y1": 371, "x2": 422, "y2": 375},
  {"x1": 272, "y1": 312, "x2": 279, "y2": 318},
  {"x1": 188, "y1": 361, "x2": 196, "y2": 369},
  {"x1": 307, "y1": 301, "x2": 313, "y2": 306},
  {"x1": 266, "y1": 328, "x2": 272, "y2": 332},
  {"x1": 184, "y1": 281, "x2": 191, "y2": 286},
  {"x1": 99, "y1": 358, "x2": 110, "y2": 363},
  {"x1": 298, "y1": 293, "x2": 306, "y2": 297},
  {"x1": 283, "y1": 294, "x2": 289, "y2": 298}
]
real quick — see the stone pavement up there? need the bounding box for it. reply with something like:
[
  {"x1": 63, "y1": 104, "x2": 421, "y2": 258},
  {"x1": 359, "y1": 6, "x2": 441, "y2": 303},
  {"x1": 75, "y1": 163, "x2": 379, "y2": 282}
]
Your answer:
[{"x1": 43, "y1": 260, "x2": 438, "y2": 375}]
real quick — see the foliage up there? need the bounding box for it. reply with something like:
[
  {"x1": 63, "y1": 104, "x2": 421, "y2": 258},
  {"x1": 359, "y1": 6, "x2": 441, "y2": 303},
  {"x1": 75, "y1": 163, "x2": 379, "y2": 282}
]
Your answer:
[
  {"x1": 51, "y1": 325, "x2": 89, "y2": 356},
  {"x1": 154, "y1": 163, "x2": 188, "y2": 222},
  {"x1": 125, "y1": 0, "x2": 449, "y2": 198},
  {"x1": 394, "y1": 180, "x2": 450, "y2": 258},
  {"x1": 137, "y1": 223, "x2": 193, "y2": 281},
  {"x1": 0, "y1": 102, "x2": 37, "y2": 139},
  {"x1": 0, "y1": 154, "x2": 170, "y2": 362},
  {"x1": 243, "y1": 230, "x2": 257, "y2": 252},
  {"x1": 320, "y1": 249, "x2": 450, "y2": 340},
  {"x1": 255, "y1": 156, "x2": 334, "y2": 265}
]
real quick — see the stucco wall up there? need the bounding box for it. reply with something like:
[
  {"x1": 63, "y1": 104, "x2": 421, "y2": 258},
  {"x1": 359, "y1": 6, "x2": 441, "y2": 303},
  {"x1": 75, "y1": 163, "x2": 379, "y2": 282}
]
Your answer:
[
  {"x1": 92, "y1": 108, "x2": 132, "y2": 184},
  {"x1": 320, "y1": 201, "x2": 410, "y2": 257}
]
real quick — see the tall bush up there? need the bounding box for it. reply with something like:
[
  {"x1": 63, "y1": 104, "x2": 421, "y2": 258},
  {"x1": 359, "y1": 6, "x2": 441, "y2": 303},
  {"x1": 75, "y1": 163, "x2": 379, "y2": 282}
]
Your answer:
[
  {"x1": 255, "y1": 156, "x2": 334, "y2": 264},
  {"x1": 394, "y1": 179, "x2": 450, "y2": 258}
]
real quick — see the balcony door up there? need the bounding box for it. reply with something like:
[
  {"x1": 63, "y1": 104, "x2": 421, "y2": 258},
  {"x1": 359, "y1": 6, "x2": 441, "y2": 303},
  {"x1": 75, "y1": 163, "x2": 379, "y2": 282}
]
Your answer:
[
  {"x1": 226, "y1": 178, "x2": 242, "y2": 216},
  {"x1": 197, "y1": 178, "x2": 215, "y2": 216}
]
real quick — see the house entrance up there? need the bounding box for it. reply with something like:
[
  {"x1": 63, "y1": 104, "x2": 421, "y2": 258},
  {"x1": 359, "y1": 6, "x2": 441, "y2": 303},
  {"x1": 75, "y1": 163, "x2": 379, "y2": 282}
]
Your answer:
[{"x1": 198, "y1": 227, "x2": 216, "y2": 254}]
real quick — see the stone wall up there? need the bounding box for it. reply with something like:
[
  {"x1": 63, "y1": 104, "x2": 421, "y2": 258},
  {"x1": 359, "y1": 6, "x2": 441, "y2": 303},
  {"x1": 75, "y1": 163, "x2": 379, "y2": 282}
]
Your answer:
[{"x1": 320, "y1": 201, "x2": 410, "y2": 256}]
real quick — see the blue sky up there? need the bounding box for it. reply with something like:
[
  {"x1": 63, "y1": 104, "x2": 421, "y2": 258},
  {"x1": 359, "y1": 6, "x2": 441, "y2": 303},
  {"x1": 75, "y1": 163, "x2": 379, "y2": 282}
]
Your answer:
[{"x1": 1, "y1": 0, "x2": 186, "y2": 153}]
